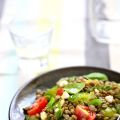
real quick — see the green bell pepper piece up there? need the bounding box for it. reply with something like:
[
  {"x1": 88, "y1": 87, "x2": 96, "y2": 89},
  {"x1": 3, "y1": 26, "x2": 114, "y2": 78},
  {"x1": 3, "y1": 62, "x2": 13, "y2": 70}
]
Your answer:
[
  {"x1": 44, "y1": 86, "x2": 58, "y2": 98},
  {"x1": 88, "y1": 99, "x2": 103, "y2": 106},
  {"x1": 55, "y1": 108, "x2": 63, "y2": 119},
  {"x1": 47, "y1": 97, "x2": 55, "y2": 108},
  {"x1": 102, "y1": 107, "x2": 117, "y2": 117},
  {"x1": 68, "y1": 92, "x2": 95, "y2": 103}
]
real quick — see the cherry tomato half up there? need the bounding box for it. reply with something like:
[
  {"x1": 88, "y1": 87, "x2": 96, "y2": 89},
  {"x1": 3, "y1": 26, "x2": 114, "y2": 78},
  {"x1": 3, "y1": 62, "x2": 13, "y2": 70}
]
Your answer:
[
  {"x1": 27, "y1": 97, "x2": 48, "y2": 116},
  {"x1": 75, "y1": 105, "x2": 96, "y2": 120}
]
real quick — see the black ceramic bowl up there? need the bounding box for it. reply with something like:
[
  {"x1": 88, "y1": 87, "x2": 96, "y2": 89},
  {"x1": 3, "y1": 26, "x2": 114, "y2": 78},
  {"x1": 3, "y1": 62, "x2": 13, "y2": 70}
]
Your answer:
[{"x1": 9, "y1": 66, "x2": 120, "y2": 120}]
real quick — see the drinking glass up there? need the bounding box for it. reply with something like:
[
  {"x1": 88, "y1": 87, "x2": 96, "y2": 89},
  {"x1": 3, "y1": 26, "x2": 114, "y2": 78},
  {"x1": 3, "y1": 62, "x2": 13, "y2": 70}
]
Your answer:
[
  {"x1": 9, "y1": 19, "x2": 53, "y2": 77},
  {"x1": 89, "y1": 0, "x2": 120, "y2": 44}
]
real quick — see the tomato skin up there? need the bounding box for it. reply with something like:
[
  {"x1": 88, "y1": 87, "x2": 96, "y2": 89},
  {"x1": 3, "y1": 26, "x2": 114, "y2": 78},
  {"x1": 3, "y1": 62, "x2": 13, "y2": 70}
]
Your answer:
[
  {"x1": 27, "y1": 97, "x2": 48, "y2": 116},
  {"x1": 75, "y1": 105, "x2": 96, "y2": 120},
  {"x1": 36, "y1": 97, "x2": 48, "y2": 109},
  {"x1": 88, "y1": 112, "x2": 96, "y2": 120},
  {"x1": 75, "y1": 105, "x2": 89, "y2": 120},
  {"x1": 80, "y1": 105, "x2": 90, "y2": 111},
  {"x1": 56, "y1": 88, "x2": 64, "y2": 96}
]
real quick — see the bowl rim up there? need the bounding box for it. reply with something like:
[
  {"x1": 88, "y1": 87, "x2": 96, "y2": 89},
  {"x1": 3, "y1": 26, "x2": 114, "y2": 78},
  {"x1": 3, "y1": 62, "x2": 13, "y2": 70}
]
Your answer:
[{"x1": 8, "y1": 66, "x2": 120, "y2": 120}]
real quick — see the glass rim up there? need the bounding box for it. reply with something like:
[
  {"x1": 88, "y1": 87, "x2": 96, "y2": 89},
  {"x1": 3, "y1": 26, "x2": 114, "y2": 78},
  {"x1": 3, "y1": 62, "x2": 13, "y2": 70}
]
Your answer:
[{"x1": 8, "y1": 20, "x2": 54, "y2": 39}]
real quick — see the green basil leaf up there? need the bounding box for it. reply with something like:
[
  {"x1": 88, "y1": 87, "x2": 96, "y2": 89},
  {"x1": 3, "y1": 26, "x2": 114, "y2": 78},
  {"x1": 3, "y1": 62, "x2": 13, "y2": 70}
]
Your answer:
[
  {"x1": 64, "y1": 82, "x2": 85, "y2": 94},
  {"x1": 84, "y1": 72, "x2": 108, "y2": 81}
]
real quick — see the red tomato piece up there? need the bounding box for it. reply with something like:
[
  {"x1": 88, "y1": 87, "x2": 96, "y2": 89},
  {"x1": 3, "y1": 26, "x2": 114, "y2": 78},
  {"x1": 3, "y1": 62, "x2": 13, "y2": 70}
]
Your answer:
[
  {"x1": 27, "y1": 97, "x2": 48, "y2": 116},
  {"x1": 88, "y1": 112, "x2": 96, "y2": 120},
  {"x1": 56, "y1": 88, "x2": 64, "y2": 96},
  {"x1": 75, "y1": 105, "x2": 96, "y2": 120},
  {"x1": 80, "y1": 105, "x2": 90, "y2": 111}
]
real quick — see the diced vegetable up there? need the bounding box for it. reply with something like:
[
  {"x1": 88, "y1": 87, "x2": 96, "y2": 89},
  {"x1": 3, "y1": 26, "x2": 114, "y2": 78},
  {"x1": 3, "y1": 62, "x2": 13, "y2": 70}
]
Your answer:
[
  {"x1": 56, "y1": 88, "x2": 64, "y2": 96},
  {"x1": 47, "y1": 97, "x2": 55, "y2": 108},
  {"x1": 44, "y1": 86, "x2": 58, "y2": 98},
  {"x1": 102, "y1": 107, "x2": 117, "y2": 117},
  {"x1": 88, "y1": 99, "x2": 103, "y2": 106},
  {"x1": 75, "y1": 105, "x2": 96, "y2": 120},
  {"x1": 105, "y1": 95, "x2": 113, "y2": 103},
  {"x1": 60, "y1": 99, "x2": 65, "y2": 106},
  {"x1": 27, "y1": 97, "x2": 48, "y2": 116},
  {"x1": 53, "y1": 100, "x2": 63, "y2": 119},
  {"x1": 84, "y1": 72, "x2": 108, "y2": 81},
  {"x1": 57, "y1": 79, "x2": 68, "y2": 87},
  {"x1": 68, "y1": 92, "x2": 96, "y2": 103},
  {"x1": 54, "y1": 101, "x2": 62, "y2": 109},
  {"x1": 55, "y1": 108, "x2": 63, "y2": 119},
  {"x1": 61, "y1": 91, "x2": 70, "y2": 99},
  {"x1": 64, "y1": 82, "x2": 85, "y2": 94},
  {"x1": 40, "y1": 111, "x2": 47, "y2": 120}
]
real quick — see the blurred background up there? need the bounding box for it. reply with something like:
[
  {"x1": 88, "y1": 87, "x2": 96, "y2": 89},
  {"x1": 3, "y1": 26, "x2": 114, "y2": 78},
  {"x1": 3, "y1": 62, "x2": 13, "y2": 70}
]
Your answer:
[{"x1": 0, "y1": 0, "x2": 120, "y2": 119}]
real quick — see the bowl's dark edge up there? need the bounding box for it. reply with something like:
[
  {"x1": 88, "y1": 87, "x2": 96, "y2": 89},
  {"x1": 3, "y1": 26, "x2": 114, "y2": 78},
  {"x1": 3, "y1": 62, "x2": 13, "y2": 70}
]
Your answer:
[{"x1": 8, "y1": 66, "x2": 120, "y2": 120}]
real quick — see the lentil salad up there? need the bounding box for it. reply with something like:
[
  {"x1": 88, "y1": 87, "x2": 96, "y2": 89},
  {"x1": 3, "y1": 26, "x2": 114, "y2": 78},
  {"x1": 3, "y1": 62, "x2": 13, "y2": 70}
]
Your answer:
[{"x1": 23, "y1": 72, "x2": 120, "y2": 120}]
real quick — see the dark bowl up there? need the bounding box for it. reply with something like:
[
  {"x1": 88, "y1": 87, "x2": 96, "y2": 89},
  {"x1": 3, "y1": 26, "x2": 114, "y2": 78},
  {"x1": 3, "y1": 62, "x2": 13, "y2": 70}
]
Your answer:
[{"x1": 9, "y1": 66, "x2": 120, "y2": 120}]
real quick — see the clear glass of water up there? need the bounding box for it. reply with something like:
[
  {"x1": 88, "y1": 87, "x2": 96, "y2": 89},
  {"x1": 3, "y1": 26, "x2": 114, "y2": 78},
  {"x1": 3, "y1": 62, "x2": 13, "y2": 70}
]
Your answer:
[
  {"x1": 9, "y1": 19, "x2": 53, "y2": 77},
  {"x1": 89, "y1": 0, "x2": 120, "y2": 44}
]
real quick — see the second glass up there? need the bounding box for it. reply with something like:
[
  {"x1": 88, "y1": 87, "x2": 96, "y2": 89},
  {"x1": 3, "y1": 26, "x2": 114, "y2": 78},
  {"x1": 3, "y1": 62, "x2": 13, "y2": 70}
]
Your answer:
[{"x1": 89, "y1": 0, "x2": 120, "y2": 44}]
